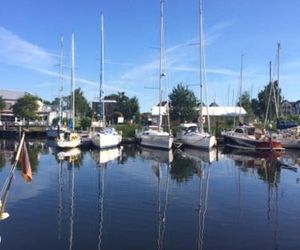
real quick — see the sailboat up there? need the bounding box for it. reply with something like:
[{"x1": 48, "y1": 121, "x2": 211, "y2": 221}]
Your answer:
[
  {"x1": 176, "y1": 0, "x2": 216, "y2": 150},
  {"x1": 47, "y1": 35, "x2": 68, "y2": 139},
  {"x1": 91, "y1": 14, "x2": 122, "y2": 149},
  {"x1": 56, "y1": 33, "x2": 81, "y2": 149},
  {"x1": 140, "y1": 0, "x2": 173, "y2": 150},
  {"x1": 222, "y1": 53, "x2": 282, "y2": 151}
]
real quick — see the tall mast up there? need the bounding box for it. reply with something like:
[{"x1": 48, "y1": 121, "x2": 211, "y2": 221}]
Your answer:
[
  {"x1": 264, "y1": 61, "x2": 272, "y2": 128},
  {"x1": 71, "y1": 32, "x2": 75, "y2": 131},
  {"x1": 276, "y1": 42, "x2": 281, "y2": 117},
  {"x1": 198, "y1": 0, "x2": 204, "y2": 133},
  {"x1": 158, "y1": 0, "x2": 165, "y2": 130},
  {"x1": 100, "y1": 13, "x2": 106, "y2": 126},
  {"x1": 59, "y1": 35, "x2": 64, "y2": 126},
  {"x1": 238, "y1": 54, "x2": 244, "y2": 122}
]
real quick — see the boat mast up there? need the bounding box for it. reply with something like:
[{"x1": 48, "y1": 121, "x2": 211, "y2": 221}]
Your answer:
[
  {"x1": 276, "y1": 42, "x2": 281, "y2": 117},
  {"x1": 59, "y1": 35, "x2": 64, "y2": 126},
  {"x1": 158, "y1": 0, "x2": 165, "y2": 130},
  {"x1": 264, "y1": 61, "x2": 272, "y2": 128},
  {"x1": 71, "y1": 33, "x2": 75, "y2": 131},
  {"x1": 238, "y1": 54, "x2": 244, "y2": 123},
  {"x1": 100, "y1": 13, "x2": 106, "y2": 127},
  {"x1": 198, "y1": 0, "x2": 204, "y2": 133}
]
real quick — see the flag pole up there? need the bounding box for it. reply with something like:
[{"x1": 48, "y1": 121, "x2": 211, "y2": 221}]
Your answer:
[{"x1": 0, "y1": 132, "x2": 26, "y2": 220}]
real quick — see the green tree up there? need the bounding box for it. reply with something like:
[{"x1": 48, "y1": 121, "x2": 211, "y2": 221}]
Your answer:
[
  {"x1": 12, "y1": 94, "x2": 39, "y2": 121},
  {"x1": 236, "y1": 91, "x2": 255, "y2": 121},
  {"x1": 104, "y1": 92, "x2": 140, "y2": 122},
  {"x1": 169, "y1": 83, "x2": 197, "y2": 122},
  {"x1": 66, "y1": 88, "x2": 92, "y2": 118},
  {"x1": 0, "y1": 96, "x2": 5, "y2": 111},
  {"x1": 252, "y1": 80, "x2": 283, "y2": 121}
]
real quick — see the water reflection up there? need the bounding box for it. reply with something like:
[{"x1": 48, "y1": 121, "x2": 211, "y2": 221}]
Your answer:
[
  {"x1": 138, "y1": 146, "x2": 173, "y2": 164},
  {"x1": 1, "y1": 140, "x2": 300, "y2": 249},
  {"x1": 222, "y1": 148, "x2": 283, "y2": 184},
  {"x1": 90, "y1": 147, "x2": 123, "y2": 166}
]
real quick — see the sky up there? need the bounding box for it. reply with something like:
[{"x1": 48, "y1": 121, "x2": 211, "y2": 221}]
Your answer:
[{"x1": 1, "y1": 0, "x2": 300, "y2": 112}]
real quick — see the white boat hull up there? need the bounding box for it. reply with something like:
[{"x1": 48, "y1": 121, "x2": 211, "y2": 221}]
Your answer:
[
  {"x1": 92, "y1": 132, "x2": 121, "y2": 149},
  {"x1": 140, "y1": 132, "x2": 173, "y2": 149},
  {"x1": 180, "y1": 133, "x2": 216, "y2": 149}
]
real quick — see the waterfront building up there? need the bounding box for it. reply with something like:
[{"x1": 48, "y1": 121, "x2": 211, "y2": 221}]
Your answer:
[{"x1": 0, "y1": 89, "x2": 57, "y2": 125}]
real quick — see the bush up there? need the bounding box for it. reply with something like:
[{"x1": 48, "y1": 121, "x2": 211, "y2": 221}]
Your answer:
[
  {"x1": 115, "y1": 124, "x2": 141, "y2": 138},
  {"x1": 80, "y1": 117, "x2": 91, "y2": 130}
]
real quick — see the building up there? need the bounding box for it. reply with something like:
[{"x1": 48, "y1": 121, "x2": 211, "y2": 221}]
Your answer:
[
  {"x1": 199, "y1": 105, "x2": 247, "y2": 128},
  {"x1": 281, "y1": 101, "x2": 294, "y2": 116},
  {"x1": 280, "y1": 100, "x2": 300, "y2": 117},
  {"x1": 0, "y1": 89, "x2": 57, "y2": 125},
  {"x1": 151, "y1": 101, "x2": 169, "y2": 126}
]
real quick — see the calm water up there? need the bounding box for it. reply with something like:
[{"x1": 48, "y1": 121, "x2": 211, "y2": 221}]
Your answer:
[{"x1": 1, "y1": 140, "x2": 300, "y2": 250}]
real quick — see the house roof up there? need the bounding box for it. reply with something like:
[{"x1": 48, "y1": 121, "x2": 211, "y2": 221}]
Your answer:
[
  {"x1": 0, "y1": 89, "x2": 26, "y2": 100},
  {"x1": 200, "y1": 106, "x2": 247, "y2": 116}
]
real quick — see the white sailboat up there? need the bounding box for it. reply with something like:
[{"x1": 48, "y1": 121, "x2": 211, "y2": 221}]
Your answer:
[
  {"x1": 56, "y1": 33, "x2": 81, "y2": 149},
  {"x1": 176, "y1": 0, "x2": 216, "y2": 150},
  {"x1": 91, "y1": 14, "x2": 122, "y2": 149},
  {"x1": 140, "y1": 0, "x2": 173, "y2": 150}
]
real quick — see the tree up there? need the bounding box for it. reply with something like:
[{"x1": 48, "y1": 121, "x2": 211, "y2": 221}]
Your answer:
[
  {"x1": 237, "y1": 91, "x2": 254, "y2": 119},
  {"x1": 252, "y1": 80, "x2": 283, "y2": 121},
  {"x1": 66, "y1": 88, "x2": 92, "y2": 118},
  {"x1": 104, "y1": 92, "x2": 140, "y2": 122},
  {"x1": 168, "y1": 83, "x2": 197, "y2": 122},
  {"x1": 12, "y1": 94, "x2": 39, "y2": 121},
  {"x1": 0, "y1": 96, "x2": 5, "y2": 111}
]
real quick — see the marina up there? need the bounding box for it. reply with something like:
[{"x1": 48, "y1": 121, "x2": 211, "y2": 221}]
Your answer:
[
  {"x1": 0, "y1": 139, "x2": 300, "y2": 249},
  {"x1": 1, "y1": 0, "x2": 300, "y2": 249}
]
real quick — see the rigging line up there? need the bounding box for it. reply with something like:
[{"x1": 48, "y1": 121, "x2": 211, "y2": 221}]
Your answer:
[
  {"x1": 199, "y1": 3, "x2": 211, "y2": 133},
  {"x1": 157, "y1": 163, "x2": 162, "y2": 250},
  {"x1": 200, "y1": 164, "x2": 211, "y2": 250},
  {"x1": 264, "y1": 61, "x2": 273, "y2": 128},
  {"x1": 160, "y1": 163, "x2": 171, "y2": 249},
  {"x1": 58, "y1": 161, "x2": 63, "y2": 240},
  {"x1": 98, "y1": 165, "x2": 105, "y2": 250},
  {"x1": 68, "y1": 162, "x2": 75, "y2": 250},
  {"x1": 197, "y1": 161, "x2": 204, "y2": 250}
]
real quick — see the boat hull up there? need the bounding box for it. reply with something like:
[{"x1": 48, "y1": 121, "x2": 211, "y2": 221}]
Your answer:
[
  {"x1": 223, "y1": 134, "x2": 282, "y2": 151},
  {"x1": 91, "y1": 133, "x2": 121, "y2": 149},
  {"x1": 180, "y1": 133, "x2": 216, "y2": 149},
  {"x1": 140, "y1": 133, "x2": 173, "y2": 150}
]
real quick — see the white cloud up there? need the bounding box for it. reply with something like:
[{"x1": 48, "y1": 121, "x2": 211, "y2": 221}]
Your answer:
[{"x1": 0, "y1": 27, "x2": 56, "y2": 68}]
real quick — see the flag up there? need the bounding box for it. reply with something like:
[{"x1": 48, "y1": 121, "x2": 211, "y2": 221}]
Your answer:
[{"x1": 19, "y1": 142, "x2": 32, "y2": 183}]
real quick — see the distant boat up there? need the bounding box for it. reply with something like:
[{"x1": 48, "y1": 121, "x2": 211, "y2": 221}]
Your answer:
[
  {"x1": 91, "y1": 14, "x2": 122, "y2": 149},
  {"x1": 56, "y1": 33, "x2": 81, "y2": 149},
  {"x1": 140, "y1": 0, "x2": 173, "y2": 150}
]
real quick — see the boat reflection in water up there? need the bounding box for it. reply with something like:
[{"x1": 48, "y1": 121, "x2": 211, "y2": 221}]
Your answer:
[
  {"x1": 138, "y1": 146, "x2": 173, "y2": 165},
  {"x1": 180, "y1": 147, "x2": 217, "y2": 164},
  {"x1": 90, "y1": 146, "x2": 123, "y2": 249},
  {"x1": 222, "y1": 147, "x2": 284, "y2": 184},
  {"x1": 90, "y1": 146, "x2": 123, "y2": 166},
  {"x1": 138, "y1": 146, "x2": 172, "y2": 250},
  {"x1": 57, "y1": 148, "x2": 81, "y2": 162},
  {"x1": 173, "y1": 147, "x2": 214, "y2": 250}
]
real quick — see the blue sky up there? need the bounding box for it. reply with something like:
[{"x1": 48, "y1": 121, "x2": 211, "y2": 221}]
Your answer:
[{"x1": 0, "y1": 0, "x2": 300, "y2": 112}]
